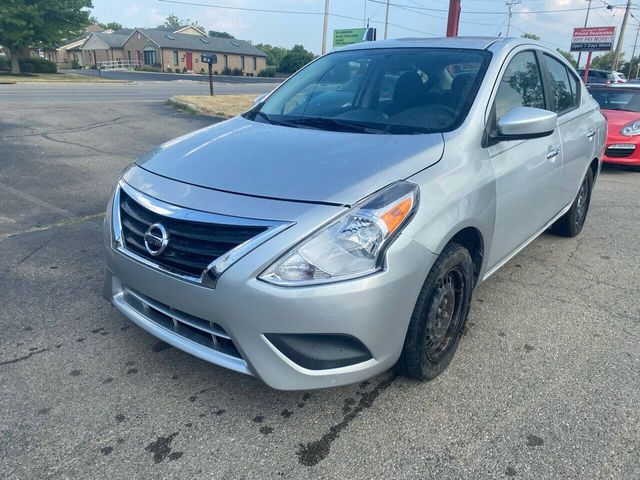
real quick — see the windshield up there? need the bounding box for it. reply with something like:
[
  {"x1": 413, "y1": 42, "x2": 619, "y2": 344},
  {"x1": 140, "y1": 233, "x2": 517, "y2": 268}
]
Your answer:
[
  {"x1": 245, "y1": 48, "x2": 491, "y2": 134},
  {"x1": 590, "y1": 89, "x2": 640, "y2": 112}
]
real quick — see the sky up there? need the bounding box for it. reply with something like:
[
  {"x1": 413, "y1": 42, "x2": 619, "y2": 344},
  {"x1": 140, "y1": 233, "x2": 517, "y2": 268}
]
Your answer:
[{"x1": 89, "y1": 0, "x2": 640, "y2": 61}]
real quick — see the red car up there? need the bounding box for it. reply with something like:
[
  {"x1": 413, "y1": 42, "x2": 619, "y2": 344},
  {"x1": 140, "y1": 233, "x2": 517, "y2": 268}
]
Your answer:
[{"x1": 589, "y1": 85, "x2": 640, "y2": 168}]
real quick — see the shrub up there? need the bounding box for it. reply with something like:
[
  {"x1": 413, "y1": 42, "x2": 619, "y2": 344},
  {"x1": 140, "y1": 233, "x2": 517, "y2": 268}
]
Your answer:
[
  {"x1": 213, "y1": 70, "x2": 218, "y2": 75},
  {"x1": 152, "y1": 62, "x2": 162, "y2": 69},
  {"x1": 182, "y1": 66, "x2": 187, "y2": 73},
  {"x1": 70, "y1": 59, "x2": 81, "y2": 69},
  {"x1": 90, "y1": 64, "x2": 97, "y2": 70},
  {"x1": 221, "y1": 67, "x2": 232, "y2": 75},
  {"x1": 19, "y1": 57, "x2": 57, "y2": 73},
  {"x1": 140, "y1": 65, "x2": 161, "y2": 72},
  {"x1": 166, "y1": 67, "x2": 172, "y2": 73},
  {"x1": 231, "y1": 67, "x2": 243, "y2": 76},
  {"x1": 200, "y1": 68, "x2": 205, "y2": 74},
  {"x1": 257, "y1": 66, "x2": 276, "y2": 77},
  {"x1": 0, "y1": 57, "x2": 9, "y2": 71}
]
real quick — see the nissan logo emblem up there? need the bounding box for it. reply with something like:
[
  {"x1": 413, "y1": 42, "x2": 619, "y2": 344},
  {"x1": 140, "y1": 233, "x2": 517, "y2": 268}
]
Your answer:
[{"x1": 144, "y1": 223, "x2": 169, "y2": 256}]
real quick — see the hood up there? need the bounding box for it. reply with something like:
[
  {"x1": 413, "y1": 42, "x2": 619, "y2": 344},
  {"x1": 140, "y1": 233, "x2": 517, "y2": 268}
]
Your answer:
[
  {"x1": 602, "y1": 109, "x2": 640, "y2": 130},
  {"x1": 137, "y1": 116, "x2": 444, "y2": 206}
]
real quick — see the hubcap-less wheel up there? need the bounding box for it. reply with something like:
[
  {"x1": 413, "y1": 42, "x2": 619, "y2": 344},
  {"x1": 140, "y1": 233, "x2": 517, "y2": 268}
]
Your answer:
[
  {"x1": 424, "y1": 268, "x2": 466, "y2": 363},
  {"x1": 575, "y1": 176, "x2": 589, "y2": 229}
]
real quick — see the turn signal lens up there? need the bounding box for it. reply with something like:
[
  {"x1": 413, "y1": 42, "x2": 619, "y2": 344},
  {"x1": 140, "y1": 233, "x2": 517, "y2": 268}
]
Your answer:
[
  {"x1": 381, "y1": 197, "x2": 413, "y2": 234},
  {"x1": 260, "y1": 181, "x2": 419, "y2": 286}
]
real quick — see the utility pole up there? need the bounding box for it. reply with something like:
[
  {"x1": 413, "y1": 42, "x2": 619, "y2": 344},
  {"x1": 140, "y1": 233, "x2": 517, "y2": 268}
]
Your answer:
[
  {"x1": 364, "y1": 0, "x2": 367, "y2": 27},
  {"x1": 505, "y1": 0, "x2": 520, "y2": 37},
  {"x1": 577, "y1": 0, "x2": 593, "y2": 69},
  {"x1": 613, "y1": 0, "x2": 632, "y2": 71},
  {"x1": 384, "y1": 0, "x2": 391, "y2": 39},
  {"x1": 446, "y1": 0, "x2": 462, "y2": 37},
  {"x1": 629, "y1": 21, "x2": 640, "y2": 78},
  {"x1": 321, "y1": 0, "x2": 330, "y2": 55}
]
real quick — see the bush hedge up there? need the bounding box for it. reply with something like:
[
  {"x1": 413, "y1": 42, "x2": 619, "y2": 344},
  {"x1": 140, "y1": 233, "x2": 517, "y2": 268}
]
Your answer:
[
  {"x1": 257, "y1": 66, "x2": 276, "y2": 77},
  {"x1": 19, "y1": 57, "x2": 57, "y2": 73}
]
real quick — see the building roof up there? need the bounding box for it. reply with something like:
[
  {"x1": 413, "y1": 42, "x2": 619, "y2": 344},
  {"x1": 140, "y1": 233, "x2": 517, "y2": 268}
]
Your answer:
[
  {"x1": 139, "y1": 29, "x2": 266, "y2": 57},
  {"x1": 92, "y1": 31, "x2": 133, "y2": 47}
]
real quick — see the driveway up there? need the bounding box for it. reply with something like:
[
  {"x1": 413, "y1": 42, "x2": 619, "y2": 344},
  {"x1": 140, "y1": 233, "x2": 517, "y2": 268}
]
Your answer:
[{"x1": 1, "y1": 88, "x2": 638, "y2": 479}]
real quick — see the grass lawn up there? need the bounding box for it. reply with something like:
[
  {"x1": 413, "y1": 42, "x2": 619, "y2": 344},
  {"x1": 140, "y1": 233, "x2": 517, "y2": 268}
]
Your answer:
[
  {"x1": 171, "y1": 94, "x2": 257, "y2": 117},
  {"x1": 0, "y1": 72, "x2": 126, "y2": 84}
]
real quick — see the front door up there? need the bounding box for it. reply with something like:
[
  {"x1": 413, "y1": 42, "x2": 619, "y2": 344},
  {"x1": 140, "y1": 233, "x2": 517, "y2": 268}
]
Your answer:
[
  {"x1": 541, "y1": 52, "x2": 596, "y2": 205},
  {"x1": 485, "y1": 49, "x2": 563, "y2": 271},
  {"x1": 186, "y1": 52, "x2": 193, "y2": 71}
]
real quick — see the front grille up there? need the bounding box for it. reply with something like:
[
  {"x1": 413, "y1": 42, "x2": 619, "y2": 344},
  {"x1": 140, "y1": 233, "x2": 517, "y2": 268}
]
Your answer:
[
  {"x1": 122, "y1": 286, "x2": 243, "y2": 360},
  {"x1": 119, "y1": 190, "x2": 268, "y2": 278},
  {"x1": 605, "y1": 147, "x2": 635, "y2": 158}
]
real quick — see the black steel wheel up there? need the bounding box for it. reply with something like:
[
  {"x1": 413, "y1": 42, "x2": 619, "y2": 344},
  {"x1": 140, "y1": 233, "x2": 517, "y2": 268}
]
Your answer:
[
  {"x1": 396, "y1": 242, "x2": 474, "y2": 381},
  {"x1": 550, "y1": 168, "x2": 594, "y2": 238}
]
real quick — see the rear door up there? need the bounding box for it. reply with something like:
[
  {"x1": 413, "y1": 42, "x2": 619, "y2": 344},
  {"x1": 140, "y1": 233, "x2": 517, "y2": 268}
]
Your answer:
[
  {"x1": 541, "y1": 53, "x2": 596, "y2": 205},
  {"x1": 485, "y1": 49, "x2": 563, "y2": 271}
]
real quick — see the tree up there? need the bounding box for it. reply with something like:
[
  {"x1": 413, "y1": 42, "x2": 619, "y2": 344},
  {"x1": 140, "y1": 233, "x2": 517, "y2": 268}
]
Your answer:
[
  {"x1": 590, "y1": 51, "x2": 622, "y2": 71},
  {"x1": 104, "y1": 21, "x2": 123, "y2": 31},
  {"x1": 0, "y1": 0, "x2": 92, "y2": 73},
  {"x1": 278, "y1": 45, "x2": 315, "y2": 73},
  {"x1": 90, "y1": 17, "x2": 124, "y2": 31},
  {"x1": 256, "y1": 43, "x2": 288, "y2": 68},
  {"x1": 521, "y1": 32, "x2": 540, "y2": 41},
  {"x1": 621, "y1": 56, "x2": 640, "y2": 79},
  {"x1": 556, "y1": 49, "x2": 577, "y2": 68},
  {"x1": 208, "y1": 30, "x2": 234, "y2": 39},
  {"x1": 162, "y1": 14, "x2": 201, "y2": 30}
]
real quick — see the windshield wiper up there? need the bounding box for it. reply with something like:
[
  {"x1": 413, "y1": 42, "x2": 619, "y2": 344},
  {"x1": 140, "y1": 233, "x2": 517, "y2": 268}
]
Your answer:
[{"x1": 284, "y1": 117, "x2": 386, "y2": 134}]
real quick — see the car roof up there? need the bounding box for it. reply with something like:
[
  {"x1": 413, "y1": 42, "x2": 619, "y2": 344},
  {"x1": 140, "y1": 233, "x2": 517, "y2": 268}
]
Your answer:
[{"x1": 338, "y1": 36, "x2": 535, "y2": 52}]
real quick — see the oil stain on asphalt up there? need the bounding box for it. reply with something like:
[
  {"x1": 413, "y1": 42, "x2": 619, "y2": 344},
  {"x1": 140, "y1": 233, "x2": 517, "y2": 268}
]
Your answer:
[{"x1": 296, "y1": 375, "x2": 396, "y2": 467}]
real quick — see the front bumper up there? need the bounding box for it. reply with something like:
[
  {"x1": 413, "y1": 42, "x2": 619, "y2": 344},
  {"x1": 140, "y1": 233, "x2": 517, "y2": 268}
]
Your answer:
[
  {"x1": 103, "y1": 174, "x2": 435, "y2": 390},
  {"x1": 603, "y1": 142, "x2": 640, "y2": 166}
]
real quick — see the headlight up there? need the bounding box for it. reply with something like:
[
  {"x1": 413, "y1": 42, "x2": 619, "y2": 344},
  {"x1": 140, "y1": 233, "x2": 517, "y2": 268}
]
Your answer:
[
  {"x1": 260, "y1": 181, "x2": 419, "y2": 286},
  {"x1": 620, "y1": 120, "x2": 640, "y2": 136}
]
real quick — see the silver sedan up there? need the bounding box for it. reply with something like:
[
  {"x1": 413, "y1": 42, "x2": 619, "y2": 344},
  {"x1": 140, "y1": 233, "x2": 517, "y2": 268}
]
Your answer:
[{"x1": 103, "y1": 37, "x2": 606, "y2": 390}]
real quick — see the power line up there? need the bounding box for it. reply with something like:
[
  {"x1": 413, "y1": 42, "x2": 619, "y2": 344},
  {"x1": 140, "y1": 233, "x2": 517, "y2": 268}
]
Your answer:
[{"x1": 367, "y1": 0, "x2": 621, "y2": 15}]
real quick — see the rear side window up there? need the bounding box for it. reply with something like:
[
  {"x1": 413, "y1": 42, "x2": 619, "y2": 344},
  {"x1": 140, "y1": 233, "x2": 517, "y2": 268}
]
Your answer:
[
  {"x1": 494, "y1": 51, "x2": 545, "y2": 120},
  {"x1": 544, "y1": 54, "x2": 579, "y2": 113}
]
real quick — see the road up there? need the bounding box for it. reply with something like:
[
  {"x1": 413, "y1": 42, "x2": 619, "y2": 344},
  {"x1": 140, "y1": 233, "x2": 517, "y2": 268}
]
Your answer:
[
  {"x1": 64, "y1": 68, "x2": 283, "y2": 84},
  {"x1": 0, "y1": 80, "x2": 277, "y2": 103},
  {"x1": 0, "y1": 83, "x2": 639, "y2": 479}
]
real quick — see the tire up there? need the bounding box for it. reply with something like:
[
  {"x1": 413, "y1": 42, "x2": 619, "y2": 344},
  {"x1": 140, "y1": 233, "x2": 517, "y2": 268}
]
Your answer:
[
  {"x1": 396, "y1": 242, "x2": 474, "y2": 381},
  {"x1": 550, "y1": 168, "x2": 594, "y2": 237}
]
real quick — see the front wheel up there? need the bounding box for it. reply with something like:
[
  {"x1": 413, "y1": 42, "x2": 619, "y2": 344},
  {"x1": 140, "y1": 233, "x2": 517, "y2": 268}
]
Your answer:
[
  {"x1": 550, "y1": 168, "x2": 594, "y2": 237},
  {"x1": 396, "y1": 242, "x2": 474, "y2": 381}
]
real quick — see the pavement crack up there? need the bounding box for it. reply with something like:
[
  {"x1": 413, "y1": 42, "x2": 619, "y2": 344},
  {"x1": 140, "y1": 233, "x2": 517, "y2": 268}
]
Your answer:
[
  {"x1": 0, "y1": 213, "x2": 104, "y2": 240},
  {"x1": 296, "y1": 374, "x2": 396, "y2": 467},
  {"x1": 0, "y1": 348, "x2": 49, "y2": 366},
  {"x1": 16, "y1": 239, "x2": 52, "y2": 266}
]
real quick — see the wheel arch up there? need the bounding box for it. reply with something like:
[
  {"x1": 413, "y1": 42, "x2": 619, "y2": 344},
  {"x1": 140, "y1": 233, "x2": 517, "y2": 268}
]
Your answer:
[{"x1": 434, "y1": 225, "x2": 485, "y2": 285}]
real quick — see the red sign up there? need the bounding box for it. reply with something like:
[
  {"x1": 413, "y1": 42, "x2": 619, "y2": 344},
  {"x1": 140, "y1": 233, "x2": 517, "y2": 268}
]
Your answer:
[{"x1": 571, "y1": 26, "x2": 616, "y2": 52}]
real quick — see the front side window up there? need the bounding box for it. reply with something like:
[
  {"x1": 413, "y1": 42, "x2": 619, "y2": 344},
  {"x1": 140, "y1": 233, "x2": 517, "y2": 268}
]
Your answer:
[
  {"x1": 240, "y1": 56, "x2": 245, "y2": 71},
  {"x1": 544, "y1": 54, "x2": 578, "y2": 113},
  {"x1": 494, "y1": 51, "x2": 545, "y2": 120},
  {"x1": 247, "y1": 48, "x2": 491, "y2": 134},
  {"x1": 173, "y1": 50, "x2": 179, "y2": 66},
  {"x1": 143, "y1": 49, "x2": 156, "y2": 65}
]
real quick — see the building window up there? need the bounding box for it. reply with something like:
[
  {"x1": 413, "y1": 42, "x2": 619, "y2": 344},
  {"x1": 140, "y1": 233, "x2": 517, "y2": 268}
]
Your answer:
[
  {"x1": 143, "y1": 49, "x2": 156, "y2": 65},
  {"x1": 173, "y1": 50, "x2": 179, "y2": 66},
  {"x1": 252, "y1": 56, "x2": 257, "y2": 70},
  {"x1": 240, "y1": 56, "x2": 245, "y2": 71},
  {"x1": 223, "y1": 55, "x2": 228, "y2": 68}
]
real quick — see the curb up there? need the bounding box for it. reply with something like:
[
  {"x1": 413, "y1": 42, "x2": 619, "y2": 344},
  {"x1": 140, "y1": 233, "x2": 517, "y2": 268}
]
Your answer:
[{"x1": 167, "y1": 97, "x2": 203, "y2": 115}]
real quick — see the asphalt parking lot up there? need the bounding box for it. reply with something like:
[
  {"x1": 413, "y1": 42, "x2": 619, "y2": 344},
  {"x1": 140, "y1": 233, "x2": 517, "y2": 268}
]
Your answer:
[{"x1": 1, "y1": 84, "x2": 639, "y2": 479}]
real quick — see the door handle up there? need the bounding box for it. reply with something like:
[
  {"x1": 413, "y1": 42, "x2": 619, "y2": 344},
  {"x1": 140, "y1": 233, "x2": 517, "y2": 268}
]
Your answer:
[
  {"x1": 546, "y1": 145, "x2": 560, "y2": 159},
  {"x1": 586, "y1": 129, "x2": 596, "y2": 140}
]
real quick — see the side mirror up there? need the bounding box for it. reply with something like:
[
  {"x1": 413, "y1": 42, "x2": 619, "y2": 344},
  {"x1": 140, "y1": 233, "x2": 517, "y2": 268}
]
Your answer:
[
  {"x1": 253, "y1": 94, "x2": 266, "y2": 105},
  {"x1": 495, "y1": 107, "x2": 557, "y2": 140}
]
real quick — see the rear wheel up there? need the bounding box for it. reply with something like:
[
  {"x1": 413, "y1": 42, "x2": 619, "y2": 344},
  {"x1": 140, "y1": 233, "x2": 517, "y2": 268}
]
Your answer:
[
  {"x1": 550, "y1": 168, "x2": 594, "y2": 237},
  {"x1": 396, "y1": 242, "x2": 474, "y2": 381}
]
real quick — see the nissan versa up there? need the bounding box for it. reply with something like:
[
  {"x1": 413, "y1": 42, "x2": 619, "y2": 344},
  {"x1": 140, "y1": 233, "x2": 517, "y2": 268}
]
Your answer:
[{"x1": 103, "y1": 37, "x2": 606, "y2": 390}]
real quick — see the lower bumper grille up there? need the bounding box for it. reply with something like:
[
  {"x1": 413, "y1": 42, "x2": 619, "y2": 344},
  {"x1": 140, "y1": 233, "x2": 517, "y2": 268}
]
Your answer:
[
  {"x1": 122, "y1": 286, "x2": 243, "y2": 360},
  {"x1": 605, "y1": 147, "x2": 635, "y2": 158}
]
